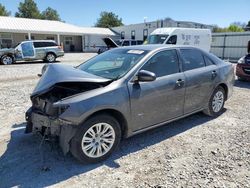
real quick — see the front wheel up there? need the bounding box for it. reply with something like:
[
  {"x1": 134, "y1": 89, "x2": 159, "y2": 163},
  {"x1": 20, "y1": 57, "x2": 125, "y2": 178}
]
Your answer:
[
  {"x1": 1, "y1": 55, "x2": 13, "y2": 65},
  {"x1": 70, "y1": 114, "x2": 121, "y2": 163},
  {"x1": 45, "y1": 53, "x2": 56, "y2": 63},
  {"x1": 203, "y1": 86, "x2": 225, "y2": 117}
]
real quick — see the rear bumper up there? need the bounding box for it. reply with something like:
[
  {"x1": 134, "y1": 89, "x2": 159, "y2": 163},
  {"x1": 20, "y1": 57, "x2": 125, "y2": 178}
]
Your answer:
[
  {"x1": 56, "y1": 51, "x2": 64, "y2": 57},
  {"x1": 236, "y1": 64, "x2": 250, "y2": 80}
]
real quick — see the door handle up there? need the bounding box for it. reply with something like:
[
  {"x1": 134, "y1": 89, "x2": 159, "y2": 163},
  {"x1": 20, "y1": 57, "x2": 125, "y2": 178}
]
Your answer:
[
  {"x1": 176, "y1": 79, "x2": 185, "y2": 87},
  {"x1": 212, "y1": 70, "x2": 217, "y2": 78}
]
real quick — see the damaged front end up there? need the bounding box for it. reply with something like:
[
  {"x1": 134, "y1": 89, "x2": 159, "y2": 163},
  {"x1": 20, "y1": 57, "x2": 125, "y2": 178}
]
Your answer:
[{"x1": 25, "y1": 64, "x2": 111, "y2": 153}]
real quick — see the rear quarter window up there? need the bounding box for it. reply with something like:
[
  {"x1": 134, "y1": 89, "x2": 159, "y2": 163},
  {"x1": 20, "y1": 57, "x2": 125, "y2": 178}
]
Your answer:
[{"x1": 203, "y1": 55, "x2": 215, "y2": 66}]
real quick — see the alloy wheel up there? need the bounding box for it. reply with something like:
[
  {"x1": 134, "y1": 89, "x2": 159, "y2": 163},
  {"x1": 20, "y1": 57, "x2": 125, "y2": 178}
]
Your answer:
[
  {"x1": 212, "y1": 91, "x2": 224, "y2": 113},
  {"x1": 47, "y1": 54, "x2": 55, "y2": 62},
  {"x1": 81, "y1": 123, "x2": 115, "y2": 158},
  {"x1": 2, "y1": 56, "x2": 13, "y2": 65}
]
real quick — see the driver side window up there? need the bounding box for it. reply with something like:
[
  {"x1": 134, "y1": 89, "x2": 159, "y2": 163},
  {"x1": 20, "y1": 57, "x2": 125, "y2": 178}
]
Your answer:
[{"x1": 142, "y1": 50, "x2": 179, "y2": 77}]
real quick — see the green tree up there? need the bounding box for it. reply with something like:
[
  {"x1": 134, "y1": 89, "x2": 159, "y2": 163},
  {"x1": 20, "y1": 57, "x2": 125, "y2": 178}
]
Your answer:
[
  {"x1": 213, "y1": 24, "x2": 244, "y2": 33},
  {"x1": 227, "y1": 24, "x2": 244, "y2": 32},
  {"x1": 95, "y1": 11, "x2": 123, "y2": 28},
  {"x1": 231, "y1": 21, "x2": 246, "y2": 28},
  {"x1": 0, "y1": 3, "x2": 11, "y2": 16},
  {"x1": 15, "y1": 0, "x2": 41, "y2": 19},
  {"x1": 41, "y1": 7, "x2": 61, "y2": 21}
]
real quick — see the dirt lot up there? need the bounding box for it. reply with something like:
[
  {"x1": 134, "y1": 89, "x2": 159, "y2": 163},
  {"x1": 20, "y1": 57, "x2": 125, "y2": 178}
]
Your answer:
[{"x1": 0, "y1": 54, "x2": 249, "y2": 188}]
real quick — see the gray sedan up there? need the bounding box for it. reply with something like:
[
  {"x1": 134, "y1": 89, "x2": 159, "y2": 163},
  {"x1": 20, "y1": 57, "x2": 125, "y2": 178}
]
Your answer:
[{"x1": 25, "y1": 45, "x2": 234, "y2": 163}]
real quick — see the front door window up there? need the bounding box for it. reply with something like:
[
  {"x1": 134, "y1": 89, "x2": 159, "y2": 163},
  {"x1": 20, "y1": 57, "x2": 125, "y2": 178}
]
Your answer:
[{"x1": 21, "y1": 42, "x2": 35, "y2": 57}]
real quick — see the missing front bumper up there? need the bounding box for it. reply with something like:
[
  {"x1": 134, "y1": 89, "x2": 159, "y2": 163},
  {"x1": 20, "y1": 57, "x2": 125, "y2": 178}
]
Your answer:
[{"x1": 25, "y1": 108, "x2": 60, "y2": 136}]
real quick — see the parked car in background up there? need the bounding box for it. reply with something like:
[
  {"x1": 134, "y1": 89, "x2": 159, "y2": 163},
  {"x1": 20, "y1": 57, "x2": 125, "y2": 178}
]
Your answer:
[
  {"x1": 25, "y1": 45, "x2": 234, "y2": 163},
  {"x1": 0, "y1": 40, "x2": 64, "y2": 65},
  {"x1": 236, "y1": 54, "x2": 250, "y2": 81},
  {"x1": 236, "y1": 41, "x2": 250, "y2": 81},
  {"x1": 145, "y1": 27, "x2": 212, "y2": 52},
  {"x1": 98, "y1": 37, "x2": 143, "y2": 54}
]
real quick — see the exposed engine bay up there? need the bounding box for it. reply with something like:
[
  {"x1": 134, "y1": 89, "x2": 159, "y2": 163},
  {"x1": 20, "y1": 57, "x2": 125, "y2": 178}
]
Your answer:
[
  {"x1": 26, "y1": 81, "x2": 110, "y2": 154},
  {"x1": 31, "y1": 82, "x2": 108, "y2": 117}
]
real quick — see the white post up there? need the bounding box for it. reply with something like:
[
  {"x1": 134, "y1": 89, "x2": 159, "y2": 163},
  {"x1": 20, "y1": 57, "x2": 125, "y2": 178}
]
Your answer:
[
  {"x1": 57, "y1": 34, "x2": 60, "y2": 45},
  {"x1": 28, "y1": 33, "x2": 31, "y2": 40}
]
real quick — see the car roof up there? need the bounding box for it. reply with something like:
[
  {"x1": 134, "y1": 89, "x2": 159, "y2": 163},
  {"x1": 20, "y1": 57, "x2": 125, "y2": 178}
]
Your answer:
[
  {"x1": 23, "y1": 40, "x2": 56, "y2": 43},
  {"x1": 118, "y1": 44, "x2": 201, "y2": 51}
]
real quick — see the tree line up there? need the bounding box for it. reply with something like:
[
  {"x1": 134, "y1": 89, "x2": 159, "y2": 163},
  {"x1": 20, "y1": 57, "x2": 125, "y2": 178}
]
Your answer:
[
  {"x1": 213, "y1": 21, "x2": 250, "y2": 32},
  {"x1": 0, "y1": 0, "x2": 249, "y2": 30},
  {"x1": 0, "y1": 0, "x2": 123, "y2": 27},
  {"x1": 0, "y1": 0, "x2": 61, "y2": 21}
]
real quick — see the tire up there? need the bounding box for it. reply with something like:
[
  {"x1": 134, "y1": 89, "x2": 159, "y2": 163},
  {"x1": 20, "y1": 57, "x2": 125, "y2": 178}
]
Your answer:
[
  {"x1": 45, "y1": 53, "x2": 56, "y2": 63},
  {"x1": 70, "y1": 114, "x2": 121, "y2": 164},
  {"x1": 203, "y1": 86, "x2": 225, "y2": 117},
  {"x1": 1, "y1": 55, "x2": 13, "y2": 65}
]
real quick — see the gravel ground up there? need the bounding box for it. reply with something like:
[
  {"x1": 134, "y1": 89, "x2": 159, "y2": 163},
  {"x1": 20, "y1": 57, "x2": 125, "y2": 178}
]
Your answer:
[
  {"x1": 0, "y1": 54, "x2": 249, "y2": 188},
  {"x1": 0, "y1": 53, "x2": 96, "y2": 82}
]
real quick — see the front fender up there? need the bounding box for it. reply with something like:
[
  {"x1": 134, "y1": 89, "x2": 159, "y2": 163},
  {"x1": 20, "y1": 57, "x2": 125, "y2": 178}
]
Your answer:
[{"x1": 56, "y1": 84, "x2": 131, "y2": 126}]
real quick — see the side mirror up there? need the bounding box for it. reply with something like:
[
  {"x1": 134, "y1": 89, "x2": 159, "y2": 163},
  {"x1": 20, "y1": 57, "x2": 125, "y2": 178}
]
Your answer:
[{"x1": 135, "y1": 70, "x2": 156, "y2": 82}]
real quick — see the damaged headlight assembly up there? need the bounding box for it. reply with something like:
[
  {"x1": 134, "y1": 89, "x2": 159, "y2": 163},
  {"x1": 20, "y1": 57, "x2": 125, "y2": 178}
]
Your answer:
[{"x1": 56, "y1": 104, "x2": 73, "y2": 126}]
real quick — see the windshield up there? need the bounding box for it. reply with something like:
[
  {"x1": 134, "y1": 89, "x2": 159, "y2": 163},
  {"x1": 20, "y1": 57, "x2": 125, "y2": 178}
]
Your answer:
[
  {"x1": 13, "y1": 43, "x2": 20, "y2": 48},
  {"x1": 147, "y1": 35, "x2": 169, "y2": 44},
  {"x1": 78, "y1": 48, "x2": 149, "y2": 79}
]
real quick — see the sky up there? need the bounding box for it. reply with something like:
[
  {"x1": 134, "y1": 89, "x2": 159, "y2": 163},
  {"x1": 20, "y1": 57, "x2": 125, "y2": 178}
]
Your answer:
[{"x1": 0, "y1": 0, "x2": 249, "y2": 27}]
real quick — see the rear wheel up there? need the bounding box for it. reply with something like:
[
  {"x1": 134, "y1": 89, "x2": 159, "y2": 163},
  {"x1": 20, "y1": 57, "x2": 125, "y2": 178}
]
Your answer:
[
  {"x1": 203, "y1": 86, "x2": 225, "y2": 117},
  {"x1": 70, "y1": 114, "x2": 121, "y2": 163},
  {"x1": 45, "y1": 53, "x2": 56, "y2": 63},
  {"x1": 1, "y1": 55, "x2": 13, "y2": 65}
]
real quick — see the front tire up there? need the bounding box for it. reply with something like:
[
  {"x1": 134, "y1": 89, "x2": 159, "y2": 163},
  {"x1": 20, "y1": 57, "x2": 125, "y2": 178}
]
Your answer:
[
  {"x1": 70, "y1": 114, "x2": 121, "y2": 164},
  {"x1": 203, "y1": 86, "x2": 225, "y2": 117},
  {"x1": 45, "y1": 53, "x2": 56, "y2": 63},
  {"x1": 1, "y1": 55, "x2": 13, "y2": 65}
]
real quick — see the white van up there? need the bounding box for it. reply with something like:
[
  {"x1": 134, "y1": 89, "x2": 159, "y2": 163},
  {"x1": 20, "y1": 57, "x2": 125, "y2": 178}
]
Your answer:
[{"x1": 147, "y1": 28, "x2": 212, "y2": 52}]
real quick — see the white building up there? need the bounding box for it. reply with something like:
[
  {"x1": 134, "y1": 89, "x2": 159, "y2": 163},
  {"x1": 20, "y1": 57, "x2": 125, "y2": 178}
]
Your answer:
[
  {"x1": 112, "y1": 18, "x2": 213, "y2": 41},
  {"x1": 0, "y1": 16, "x2": 115, "y2": 52}
]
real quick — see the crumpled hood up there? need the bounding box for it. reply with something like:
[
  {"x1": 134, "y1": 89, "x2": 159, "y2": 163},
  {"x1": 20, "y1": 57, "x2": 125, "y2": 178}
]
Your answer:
[
  {"x1": 0, "y1": 48, "x2": 14, "y2": 53},
  {"x1": 31, "y1": 64, "x2": 110, "y2": 97}
]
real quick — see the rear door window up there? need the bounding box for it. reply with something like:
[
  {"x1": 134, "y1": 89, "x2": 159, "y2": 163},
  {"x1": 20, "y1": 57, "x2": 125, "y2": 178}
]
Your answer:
[
  {"x1": 33, "y1": 42, "x2": 57, "y2": 48},
  {"x1": 180, "y1": 49, "x2": 205, "y2": 71},
  {"x1": 33, "y1": 42, "x2": 43, "y2": 48}
]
